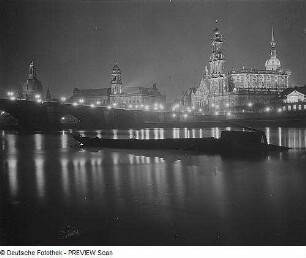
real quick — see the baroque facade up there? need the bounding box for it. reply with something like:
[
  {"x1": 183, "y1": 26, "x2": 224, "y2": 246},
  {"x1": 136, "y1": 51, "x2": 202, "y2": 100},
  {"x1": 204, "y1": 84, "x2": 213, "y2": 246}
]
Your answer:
[
  {"x1": 182, "y1": 23, "x2": 291, "y2": 114},
  {"x1": 69, "y1": 64, "x2": 165, "y2": 108}
]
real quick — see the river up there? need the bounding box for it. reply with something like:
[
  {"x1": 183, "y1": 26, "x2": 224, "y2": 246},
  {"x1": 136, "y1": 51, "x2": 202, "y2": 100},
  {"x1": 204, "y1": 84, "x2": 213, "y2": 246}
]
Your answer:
[{"x1": 0, "y1": 127, "x2": 305, "y2": 245}]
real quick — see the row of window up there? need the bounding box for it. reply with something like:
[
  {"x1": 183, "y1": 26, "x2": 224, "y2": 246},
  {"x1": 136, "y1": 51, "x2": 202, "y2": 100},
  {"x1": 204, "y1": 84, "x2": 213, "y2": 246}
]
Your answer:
[{"x1": 283, "y1": 104, "x2": 306, "y2": 111}]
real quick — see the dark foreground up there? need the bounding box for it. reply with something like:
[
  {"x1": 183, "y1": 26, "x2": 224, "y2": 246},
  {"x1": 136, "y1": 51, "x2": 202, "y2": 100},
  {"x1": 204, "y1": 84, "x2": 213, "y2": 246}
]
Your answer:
[{"x1": 0, "y1": 127, "x2": 305, "y2": 245}]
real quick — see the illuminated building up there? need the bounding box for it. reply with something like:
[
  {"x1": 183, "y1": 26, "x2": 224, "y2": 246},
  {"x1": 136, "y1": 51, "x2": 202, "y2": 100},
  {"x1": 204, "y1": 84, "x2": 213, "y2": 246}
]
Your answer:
[
  {"x1": 69, "y1": 64, "x2": 165, "y2": 108},
  {"x1": 22, "y1": 61, "x2": 44, "y2": 101},
  {"x1": 182, "y1": 23, "x2": 292, "y2": 113}
]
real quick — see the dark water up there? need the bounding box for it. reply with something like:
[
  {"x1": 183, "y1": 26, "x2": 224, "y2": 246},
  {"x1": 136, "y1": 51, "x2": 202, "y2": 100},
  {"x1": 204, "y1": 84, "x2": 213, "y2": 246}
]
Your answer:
[{"x1": 0, "y1": 128, "x2": 305, "y2": 246}]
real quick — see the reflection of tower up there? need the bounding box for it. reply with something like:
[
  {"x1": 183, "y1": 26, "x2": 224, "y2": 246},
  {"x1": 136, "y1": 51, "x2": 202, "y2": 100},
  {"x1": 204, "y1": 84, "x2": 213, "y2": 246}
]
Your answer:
[
  {"x1": 110, "y1": 64, "x2": 122, "y2": 95},
  {"x1": 209, "y1": 20, "x2": 225, "y2": 76},
  {"x1": 265, "y1": 26, "x2": 281, "y2": 71}
]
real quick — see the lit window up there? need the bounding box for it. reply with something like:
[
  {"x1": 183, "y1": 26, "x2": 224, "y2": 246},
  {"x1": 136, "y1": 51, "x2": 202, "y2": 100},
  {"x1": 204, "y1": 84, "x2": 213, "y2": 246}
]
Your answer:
[{"x1": 293, "y1": 105, "x2": 296, "y2": 110}]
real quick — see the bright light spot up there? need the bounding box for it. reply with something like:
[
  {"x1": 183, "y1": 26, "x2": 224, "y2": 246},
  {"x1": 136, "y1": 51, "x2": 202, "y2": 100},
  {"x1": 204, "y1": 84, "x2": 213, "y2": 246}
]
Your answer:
[
  {"x1": 277, "y1": 108, "x2": 282, "y2": 113},
  {"x1": 112, "y1": 103, "x2": 117, "y2": 107},
  {"x1": 172, "y1": 114, "x2": 176, "y2": 118},
  {"x1": 242, "y1": 109, "x2": 245, "y2": 113},
  {"x1": 226, "y1": 103, "x2": 229, "y2": 107},
  {"x1": 154, "y1": 107, "x2": 158, "y2": 110},
  {"x1": 35, "y1": 94, "x2": 40, "y2": 99},
  {"x1": 7, "y1": 92, "x2": 14, "y2": 96},
  {"x1": 36, "y1": 99, "x2": 42, "y2": 103},
  {"x1": 73, "y1": 102, "x2": 78, "y2": 106},
  {"x1": 215, "y1": 111, "x2": 219, "y2": 115},
  {"x1": 199, "y1": 108, "x2": 203, "y2": 112},
  {"x1": 248, "y1": 102, "x2": 253, "y2": 107},
  {"x1": 183, "y1": 114, "x2": 188, "y2": 118},
  {"x1": 129, "y1": 105, "x2": 133, "y2": 108},
  {"x1": 160, "y1": 104, "x2": 164, "y2": 109},
  {"x1": 135, "y1": 105, "x2": 139, "y2": 108},
  {"x1": 145, "y1": 105, "x2": 149, "y2": 110},
  {"x1": 226, "y1": 112, "x2": 231, "y2": 116},
  {"x1": 96, "y1": 101, "x2": 101, "y2": 105},
  {"x1": 211, "y1": 103, "x2": 215, "y2": 107},
  {"x1": 61, "y1": 117, "x2": 65, "y2": 120},
  {"x1": 215, "y1": 105, "x2": 219, "y2": 109},
  {"x1": 154, "y1": 103, "x2": 158, "y2": 106},
  {"x1": 61, "y1": 97, "x2": 66, "y2": 102},
  {"x1": 79, "y1": 99, "x2": 84, "y2": 103},
  {"x1": 191, "y1": 106, "x2": 195, "y2": 110},
  {"x1": 107, "y1": 105, "x2": 112, "y2": 109},
  {"x1": 90, "y1": 104, "x2": 95, "y2": 108},
  {"x1": 141, "y1": 104, "x2": 144, "y2": 108},
  {"x1": 265, "y1": 107, "x2": 271, "y2": 112},
  {"x1": 10, "y1": 97, "x2": 16, "y2": 101},
  {"x1": 1, "y1": 111, "x2": 5, "y2": 115}
]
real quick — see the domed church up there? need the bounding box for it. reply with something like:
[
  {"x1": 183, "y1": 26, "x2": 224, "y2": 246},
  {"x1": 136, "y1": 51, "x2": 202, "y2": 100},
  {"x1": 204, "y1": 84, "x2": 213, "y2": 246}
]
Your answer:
[{"x1": 22, "y1": 61, "x2": 43, "y2": 101}]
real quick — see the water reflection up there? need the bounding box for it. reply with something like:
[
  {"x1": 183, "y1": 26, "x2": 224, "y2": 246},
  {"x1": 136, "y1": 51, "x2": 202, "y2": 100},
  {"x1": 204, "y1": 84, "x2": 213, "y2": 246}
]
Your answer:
[{"x1": 0, "y1": 128, "x2": 305, "y2": 245}]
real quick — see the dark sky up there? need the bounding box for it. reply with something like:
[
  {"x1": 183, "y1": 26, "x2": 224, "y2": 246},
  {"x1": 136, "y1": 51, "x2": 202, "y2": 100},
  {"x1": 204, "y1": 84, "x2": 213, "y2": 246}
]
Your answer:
[{"x1": 1, "y1": 0, "x2": 306, "y2": 100}]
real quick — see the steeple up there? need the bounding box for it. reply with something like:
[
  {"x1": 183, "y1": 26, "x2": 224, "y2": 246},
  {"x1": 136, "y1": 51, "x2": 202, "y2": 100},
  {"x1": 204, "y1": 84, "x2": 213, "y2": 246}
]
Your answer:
[
  {"x1": 270, "y1": 26, "x2": 276, "y2": 57},
  {"x1": 209, "y1": 20, "x2": 225, "y2": 76},
  {"x1": 265, "y1": 26, "x2": 281, "y2": 71},
  {"x1": 28, "y1": 61, "x2": 37, "y2": 79}
]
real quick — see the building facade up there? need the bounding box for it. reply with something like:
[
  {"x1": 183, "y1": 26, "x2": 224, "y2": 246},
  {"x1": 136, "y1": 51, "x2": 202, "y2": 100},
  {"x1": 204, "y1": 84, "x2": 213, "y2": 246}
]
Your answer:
[
  {"x1": 69, "y1": 64, "x2": 165, "y2": 109},
  {"x1": 183, "y1": 24, "x2": 292, "y2": 114}
]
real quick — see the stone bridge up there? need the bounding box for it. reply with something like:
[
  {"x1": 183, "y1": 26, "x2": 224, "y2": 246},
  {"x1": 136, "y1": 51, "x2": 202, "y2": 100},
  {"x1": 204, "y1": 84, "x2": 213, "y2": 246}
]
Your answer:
[{"x1": 0, "y1": 99, "x2": 147, "y2": 131}]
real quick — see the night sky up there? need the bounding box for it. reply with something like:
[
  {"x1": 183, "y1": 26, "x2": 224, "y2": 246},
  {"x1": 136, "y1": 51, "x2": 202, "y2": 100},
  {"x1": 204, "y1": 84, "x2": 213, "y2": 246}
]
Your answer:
[{"x1": 1, "y1": 0, "x2": 306, "y2": 101}]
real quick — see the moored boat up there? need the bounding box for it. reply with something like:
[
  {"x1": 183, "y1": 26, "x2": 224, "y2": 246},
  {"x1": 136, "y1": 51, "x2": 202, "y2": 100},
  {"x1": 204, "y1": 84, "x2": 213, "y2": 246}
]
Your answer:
[{"x1": 71, "y1": 129, "x2": 290, "y2": 154}]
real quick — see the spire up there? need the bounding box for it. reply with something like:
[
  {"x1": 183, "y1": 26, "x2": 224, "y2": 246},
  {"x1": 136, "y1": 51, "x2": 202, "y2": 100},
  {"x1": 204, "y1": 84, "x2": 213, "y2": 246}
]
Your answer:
[
  {"x1": 29, "y1": 61, "x2": 37, "y2": 79},
  {"x1": 270, "y1": 26, "x2": 276, "y2": 57}
]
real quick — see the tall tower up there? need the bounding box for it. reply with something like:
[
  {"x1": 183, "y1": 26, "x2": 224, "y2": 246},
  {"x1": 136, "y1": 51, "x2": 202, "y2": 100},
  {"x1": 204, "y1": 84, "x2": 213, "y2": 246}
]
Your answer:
[
  {"x1": 110, "y1": 64, "x2": 122, "y2": 95},
  {"x1": 209, "y1": 20, "x2": 225, "y2": 76},
  {"x1": 28, "y1": 61, "x2": 37, "y2": 79},
  {"x1": 265, "y1": 26, "x2": 281, "y2": 71}
]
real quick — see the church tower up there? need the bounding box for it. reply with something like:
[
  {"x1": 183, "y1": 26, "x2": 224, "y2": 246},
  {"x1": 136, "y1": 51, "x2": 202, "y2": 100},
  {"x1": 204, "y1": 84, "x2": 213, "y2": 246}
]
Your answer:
[
  {"x1": 209, "y1": 20, "x2": 225, "y2": 76},
  {"x1": 110, "y1": 64, "x2": 122, "y2": 95},
  {"x1": 265, "y1": 26, "x2": 281, "y2": 71}
]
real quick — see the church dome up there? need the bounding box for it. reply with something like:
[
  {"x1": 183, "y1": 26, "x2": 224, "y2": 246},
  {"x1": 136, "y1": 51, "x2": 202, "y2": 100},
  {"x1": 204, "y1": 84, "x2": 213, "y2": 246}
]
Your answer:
[
  {"x1": 265, "y1": 56, "x2": 281, "y2": 71},
  {"x1": 22, "y1": 61, "x2": 43, "y2": 100}
]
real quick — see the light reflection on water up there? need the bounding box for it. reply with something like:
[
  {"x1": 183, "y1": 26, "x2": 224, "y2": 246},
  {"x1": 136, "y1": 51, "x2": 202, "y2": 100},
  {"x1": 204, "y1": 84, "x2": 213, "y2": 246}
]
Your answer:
[{"x1": 0, "y1": 127, "x2": 305, "y2": 245}]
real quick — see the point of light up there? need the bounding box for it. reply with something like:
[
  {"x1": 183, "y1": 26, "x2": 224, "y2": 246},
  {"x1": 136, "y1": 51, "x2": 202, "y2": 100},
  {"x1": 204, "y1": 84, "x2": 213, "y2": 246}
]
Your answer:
[
  {"x1": 35, "y1": 94, "x2": 40, "y2": 99},
  {"x1": 73, "y1": 102, "x2": 78, "y2": 106},
  {"x1": 61, "y1": 117, "x2": 65, "y2": 120},
  {"x1": 96, "y1": 101, "x2": 101, "y2": 105},
  {"x1": 199, "y1": 108, "x2": 203, "y2": 112},
  {"x1": 226, "y1": 112, "x2": 231, "y2": 116},
  {"x1": 90, "y1": 104, "x2": 95, "y2": 108},
  {"x1": 61, "y1": 97, "x2": 66, "y2": 102},
  {"x1": 129, "y1": 105, "x2": 133, "y2": 108},
  {"x1": 277, "y1": 108, "x2": 282, "y2": 113},
  {"x1": 183, "y1": 114, "x2": 188, "y2": 118},
  {"x1": 215, "y1": 111, "x2": 219, "y2": 115},
  {"x1": 10, "y1": 97, "x2": 16, "y2": 101},
  {"x1": 226, "y1": 103, "x2": 229, "y2": 107},
  {"x1": 107, "y1": 105, "x2": 112, "y2": 109},
  {"x1": 265, "y1": 107, "x2": 271, "y2": 112},
  {"x1": 79, "y1": 99, "x2": 84, "y2": 103},
  {"x1": 172, "y1": 114, "x2": 176, "y2": 117},
  {"x1": 248, "y1": 102, "x2": 253, "y2": 107}
]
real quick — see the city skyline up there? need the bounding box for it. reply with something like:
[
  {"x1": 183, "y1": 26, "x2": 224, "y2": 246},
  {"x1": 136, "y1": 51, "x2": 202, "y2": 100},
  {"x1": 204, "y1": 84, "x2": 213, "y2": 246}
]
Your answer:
[{"x1": 1, "y1": 0, "x2": 306, "y2": 100}]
